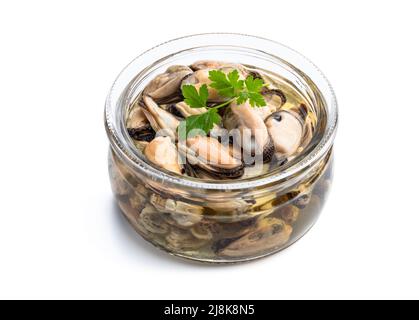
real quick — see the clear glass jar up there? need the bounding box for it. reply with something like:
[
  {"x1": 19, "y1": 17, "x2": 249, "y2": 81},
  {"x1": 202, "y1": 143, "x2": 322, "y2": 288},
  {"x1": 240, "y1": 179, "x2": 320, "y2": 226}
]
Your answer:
[{"x1": 104, "y1": 33, "x2": 338, "y2": 263}]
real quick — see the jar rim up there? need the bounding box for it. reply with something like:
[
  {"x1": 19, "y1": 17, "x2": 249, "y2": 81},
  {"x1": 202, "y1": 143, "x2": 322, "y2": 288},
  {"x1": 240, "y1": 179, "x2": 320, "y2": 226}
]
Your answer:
[{"x1": 105, "y1": 33, "x2": 338, "y2": 191}]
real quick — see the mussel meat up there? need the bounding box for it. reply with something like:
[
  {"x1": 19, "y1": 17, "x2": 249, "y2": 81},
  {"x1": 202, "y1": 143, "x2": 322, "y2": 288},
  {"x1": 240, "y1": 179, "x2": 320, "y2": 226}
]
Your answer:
[
  {"x1": 144, "y1": 136, "x2": 183, "y2": 174},
  {"x1": 169, "y1": 101, "x2": 207, "y2": 118},
  {"x1": 179, "y1": 136, "x2": 245, "y2": 179},
  {"x1": 216, "y1": 217, "x2": 292, "y2": 257},
  {"x1": 143, "y1": 65, "x2": 193, "y2": 103},
  {"x1": 142, "y1": 95, "x2": 180, "y2": 141},
  {"x1": 265, "y1": 111, "x2": 303, "y2": 157},
  {"x1": 126, "y1": 103, "x2": 156, "y2": 142},
  {"x1": 150, "y1": 194, "x2": 203, "y2": 227},
  {"x1": 224, "y1": 101, "x2": 274, "y2": 163},
  {"x1": 137, "y1": 205, "x2": 170, "y2": 235}
]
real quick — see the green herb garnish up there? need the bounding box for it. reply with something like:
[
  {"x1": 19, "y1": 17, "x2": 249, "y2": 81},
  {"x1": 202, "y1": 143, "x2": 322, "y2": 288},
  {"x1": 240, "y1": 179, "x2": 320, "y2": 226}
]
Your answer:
[
  {"x1": 181, "y1": 84, "x2": 209, "y2": 109},
  {"x1": 237, "y1": 76, "x2": 266, "y2": 107},
  {"x1": 179, "y1": 69, "x2": 267, "y2": 138},
  {"x1": 208, "y1": 69, "x2": 244, "y2": 97},
  {"x1": 184, "y1": 109, "x2": 222, "y2": 137}
]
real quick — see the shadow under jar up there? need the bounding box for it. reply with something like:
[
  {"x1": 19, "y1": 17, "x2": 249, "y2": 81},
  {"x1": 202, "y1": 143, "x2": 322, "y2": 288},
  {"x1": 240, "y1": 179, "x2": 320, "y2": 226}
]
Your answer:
[{"x1": 105, "y1": 34, "x2": 338, "y2": 263}]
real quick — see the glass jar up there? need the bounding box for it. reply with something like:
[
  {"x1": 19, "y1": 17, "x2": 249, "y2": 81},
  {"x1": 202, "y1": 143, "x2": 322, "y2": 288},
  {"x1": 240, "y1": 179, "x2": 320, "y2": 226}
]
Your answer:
[{"x1": 104, "y1": 33, "x2": 338, "y2": 263}]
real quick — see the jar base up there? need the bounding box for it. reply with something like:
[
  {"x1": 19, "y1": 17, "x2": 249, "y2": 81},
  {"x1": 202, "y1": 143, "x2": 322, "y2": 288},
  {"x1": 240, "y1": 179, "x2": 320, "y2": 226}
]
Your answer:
[{"x1": 119, "y1": 204, "x2": 320, "y2": 264}]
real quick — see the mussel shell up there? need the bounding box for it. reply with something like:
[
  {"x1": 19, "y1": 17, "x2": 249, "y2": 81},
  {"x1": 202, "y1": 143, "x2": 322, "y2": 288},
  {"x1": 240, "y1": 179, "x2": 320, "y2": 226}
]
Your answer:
[
  {"x1": 293, "y1": 103, "x2": 309, "y2": 122},
  {"x1": 230, "y1": 131, "x2": 275, "y2": 165},
  {"x1": 276, "y1": 205, "x2": 300, "y2": 225},
  {"x1": 165, "y1": 227, "x2": 209, "y2": 251},
  {"x1": 150, "y1": 94, "x2": 183, "y2": 105},
  {"x1": 127, "y1": 125, "x2": 156, "y2": 142},
  {"x1": 217, "y1": 217, "x2": 257, "y2": 237},
  {"x1": 215, "y1": 217, "x2": 292, "y2": 257},
  {"x1": 198, "y1": 163, "x2": 245, "y2": 179},
  {"x1": 246, "y1": 70, "x2": 263, "y2": 80},
  {"x1": 137, "y1": 205, "x2": 170, "y2": 235},
  {"x1": 164, "y1": 101, "x2": 207, "y2": 119},
  {"x1": 126, "y1": 101, "x2": 156, "y2": 142},
  {"x1": 170, "y1": 211, "x2": 202, "y2": 227},
  {"x1": 184, "y1": 160, "x2": 245, "y2": 180},
  {"x1": 150, "y1": 194, "x2": 203, "y2": 227},
  {"x1": 293, "y1": 193, "x2": 311, "y2": 209},
  {"x1": 190, "y1": 60, "x2": 225, "y2": 71},
  {"x1": 163, "y1": 104, "x2": 185, "y2": 118},
  {"x1": 262, "y1": 88, "x2": 287, "y2": 108},
  {"x1": 262, "y1": 139, "x2": 275, "y2": 163},
  {"x1": 190, "y1": 222, "x2": 214, "y2": 241}
]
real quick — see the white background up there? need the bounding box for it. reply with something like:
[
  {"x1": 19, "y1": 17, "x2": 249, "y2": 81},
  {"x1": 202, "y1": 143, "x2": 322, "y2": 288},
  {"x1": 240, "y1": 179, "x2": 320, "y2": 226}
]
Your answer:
[{"x1": 1, "y1": 0, "x2": 418, "y2": 300}]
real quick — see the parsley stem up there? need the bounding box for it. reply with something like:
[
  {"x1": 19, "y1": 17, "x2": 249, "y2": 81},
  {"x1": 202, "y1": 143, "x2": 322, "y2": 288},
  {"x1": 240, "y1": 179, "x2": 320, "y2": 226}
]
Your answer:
[{"x1": 211, "y1": 98, "x2": 236, "y2": 110}]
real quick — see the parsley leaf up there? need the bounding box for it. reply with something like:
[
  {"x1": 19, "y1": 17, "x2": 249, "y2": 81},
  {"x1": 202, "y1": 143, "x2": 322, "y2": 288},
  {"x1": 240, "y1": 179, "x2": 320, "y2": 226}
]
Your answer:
[
  {"x1": 180, "y1": 108, "x2": 221, "y2": 139},
  {"x1": 236, "y1": 91, "x2": 249, "y2": 105},
  {"x1": 181, "y1": 84, "x2": 209, "y2": 108},
  {"x1": 244, "y1": 76, "x2": 264, "y2": 93},
  {"x1": 209, "y1": 69, "x2": 244, "y2": 97},
  {"x1": 248, "y1": 92, "x2": 266, "y2": 107},
  {"x1": 234, "y1": 76, "x2": 266, "y2": 106},
  {"x1": 227, "y1": 70, "x2": 244, "y2": 92},
  {"x1": 243, "y1": 76, "x2": 266, "y2": 107}
]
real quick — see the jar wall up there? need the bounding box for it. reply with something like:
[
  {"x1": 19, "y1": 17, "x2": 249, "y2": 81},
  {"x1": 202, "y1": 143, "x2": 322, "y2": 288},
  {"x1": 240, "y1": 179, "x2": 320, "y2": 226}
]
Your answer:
[{"x1": 108, "y1": 147, "x2": 333, "y2": 263}]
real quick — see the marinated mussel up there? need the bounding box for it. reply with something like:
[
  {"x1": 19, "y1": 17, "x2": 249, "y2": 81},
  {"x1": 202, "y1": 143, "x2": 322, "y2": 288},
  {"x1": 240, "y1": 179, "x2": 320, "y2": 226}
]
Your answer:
[
  {"x1": 143, "y1": 65, "x2": 193, "y2": 103},
  {"x1": 144, "y1": 136, "x2": 183, "y2": 174},
  {"x1": 179, "y1": 136, "x2": 245, "y2": 179},
  {"x1": 215, "y1": 217, "x2": 293, "y2": 257},
  {"x1": 142, "y1": 95, "x2": 180, "y2": 142},
  {"x1": 126, "y1": 102, "x2": 156, "y2": 142},
  {"x1": 265, "y1": 111, "x2": 304, "y2": 158},
  {"x1": 224, "y1": 101, "x2": 274, "y2": 163}
]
